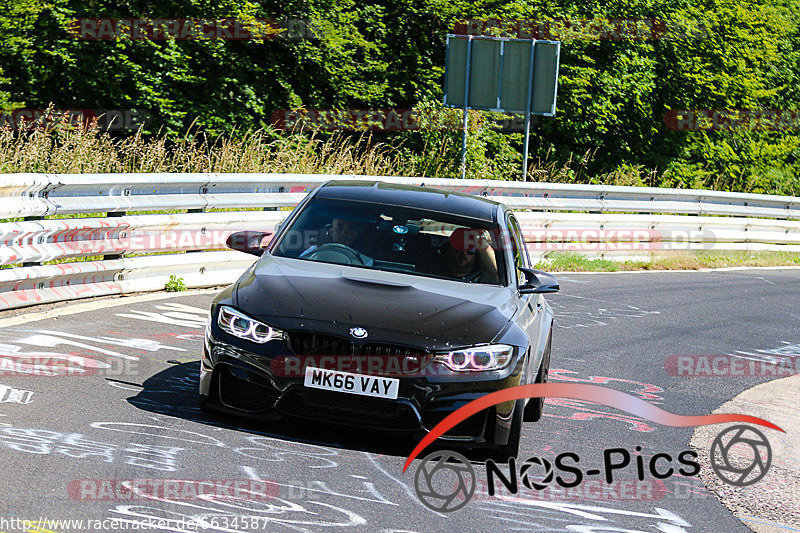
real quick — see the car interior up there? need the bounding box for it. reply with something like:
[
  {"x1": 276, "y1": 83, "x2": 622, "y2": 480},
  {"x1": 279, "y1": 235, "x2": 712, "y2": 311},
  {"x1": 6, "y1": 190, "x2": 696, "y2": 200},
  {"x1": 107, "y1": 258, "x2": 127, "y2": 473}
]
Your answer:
[{"x1": 275, "y1": 200, "x2": 505, "y2": 284}]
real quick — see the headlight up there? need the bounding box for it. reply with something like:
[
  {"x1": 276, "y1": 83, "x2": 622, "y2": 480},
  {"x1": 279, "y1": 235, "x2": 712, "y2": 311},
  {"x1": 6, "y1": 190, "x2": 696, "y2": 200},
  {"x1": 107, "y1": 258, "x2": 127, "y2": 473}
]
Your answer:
[
  {"x1": 217, "y1": 306, "x2": 286, "y2": 344},
  {"x1": 433, "y1": 344, "x2": 514, "y2": 372}
]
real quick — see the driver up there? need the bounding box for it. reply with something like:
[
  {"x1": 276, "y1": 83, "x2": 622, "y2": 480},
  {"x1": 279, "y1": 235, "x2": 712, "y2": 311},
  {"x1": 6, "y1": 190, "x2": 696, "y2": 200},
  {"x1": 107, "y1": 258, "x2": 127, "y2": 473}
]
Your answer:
[
  {"x1": 329, "y1": 218, "x2": 359, "y2": 247},
  {"x1": 300, "y1": 217, "x2": 374, "y2": 266}
]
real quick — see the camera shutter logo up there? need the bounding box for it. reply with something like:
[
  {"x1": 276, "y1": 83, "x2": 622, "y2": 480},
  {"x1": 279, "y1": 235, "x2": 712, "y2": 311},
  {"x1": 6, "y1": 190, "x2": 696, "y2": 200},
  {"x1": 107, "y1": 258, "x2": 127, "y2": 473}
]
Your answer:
[
  {"x1": 520, "y1": 456, "x2": 554, "y2": 490},
  {"x1": 413, "y1": 450, "x2": 476, "y2": 512},
  {"x1": 710, "y1": 425, "x2": 772, "y2": 486}
]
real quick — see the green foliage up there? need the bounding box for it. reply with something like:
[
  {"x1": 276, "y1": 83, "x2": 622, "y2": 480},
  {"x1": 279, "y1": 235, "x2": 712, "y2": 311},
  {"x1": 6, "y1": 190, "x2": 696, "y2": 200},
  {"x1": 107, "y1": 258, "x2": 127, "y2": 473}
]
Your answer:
[
  {"x1": 663, "y1": 131, "x2": 800, "y2": 194},
  {"x1": 0, "y1": 0, "x2": 44, "y2": 108},
  {"x1": 397, "y1": 98, "x2": 523, "y2": 180},
  {"x1": 0, "y1": 0, "x2": 798, "y2": 190},
  {"x1": 164, "y1": 274, "x2": 187, "y2": 292}
]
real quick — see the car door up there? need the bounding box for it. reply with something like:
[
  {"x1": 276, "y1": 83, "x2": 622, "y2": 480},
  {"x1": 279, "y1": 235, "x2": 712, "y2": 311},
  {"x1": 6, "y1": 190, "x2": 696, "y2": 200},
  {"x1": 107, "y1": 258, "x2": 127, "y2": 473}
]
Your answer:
[{"x1": 506, "y1": 214, "x2": 544, "y2": 385}]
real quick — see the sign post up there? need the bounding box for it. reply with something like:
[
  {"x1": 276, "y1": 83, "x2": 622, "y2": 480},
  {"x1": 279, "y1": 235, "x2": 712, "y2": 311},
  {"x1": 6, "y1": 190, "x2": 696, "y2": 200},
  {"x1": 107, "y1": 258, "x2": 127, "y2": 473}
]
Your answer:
[
  {"x1": 459, "y1": 37, "x2": 473, "y2": 179},
  {"x1": 522, "y1": 38, "x2": 536, "y2": 182},
  {"x1": 444, "y1": 35, "x2": 560, "y2": 180}
]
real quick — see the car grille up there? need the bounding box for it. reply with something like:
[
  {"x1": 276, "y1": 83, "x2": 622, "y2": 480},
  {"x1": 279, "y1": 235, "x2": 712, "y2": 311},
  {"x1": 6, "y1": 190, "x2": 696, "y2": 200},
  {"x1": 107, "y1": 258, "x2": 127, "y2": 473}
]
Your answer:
[
  {"x1": 278, "y1": 389, "x2": 421, "y2": 430},
  {"x1": 218, "y1": 365, "x2": 279, "y2": 412},
  {"x1": 287, "y1": 332, "x2": 430, "y2": 375},
  {"x1": 288, "y1": 332, "x2": 353, "y2": 356},
  {"x1": 362, "y1": 343, "x2": 426, "y2": 358}
]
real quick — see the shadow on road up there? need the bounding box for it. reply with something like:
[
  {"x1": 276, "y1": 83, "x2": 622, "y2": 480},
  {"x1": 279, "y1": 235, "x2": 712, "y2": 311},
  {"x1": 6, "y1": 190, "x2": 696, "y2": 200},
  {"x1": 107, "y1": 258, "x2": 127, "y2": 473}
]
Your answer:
[{"x1": 119, "y1": 361, "x2": 424, "y2": 459}]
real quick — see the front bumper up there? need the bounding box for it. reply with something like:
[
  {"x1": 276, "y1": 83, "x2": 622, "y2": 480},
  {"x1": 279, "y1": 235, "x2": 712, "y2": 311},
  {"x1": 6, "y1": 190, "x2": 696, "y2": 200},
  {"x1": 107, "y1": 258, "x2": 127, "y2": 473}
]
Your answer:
[{"x1": 200, "y1": 327, "x2": 524, "y2": 446}]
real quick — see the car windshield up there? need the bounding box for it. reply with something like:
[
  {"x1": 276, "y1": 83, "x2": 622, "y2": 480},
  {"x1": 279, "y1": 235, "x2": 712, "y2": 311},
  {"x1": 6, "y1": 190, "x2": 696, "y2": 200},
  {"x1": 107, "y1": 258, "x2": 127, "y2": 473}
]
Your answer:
[{"x1": 272, "y1": 198, "x2": 507, "y2": 285}]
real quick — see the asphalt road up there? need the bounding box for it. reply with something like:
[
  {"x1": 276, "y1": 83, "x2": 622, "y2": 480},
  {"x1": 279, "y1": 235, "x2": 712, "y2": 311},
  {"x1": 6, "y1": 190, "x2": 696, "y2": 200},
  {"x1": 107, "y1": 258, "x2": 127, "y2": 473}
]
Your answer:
[{"x1": 0, "y1": 269, "x2": 797, "y2": 532}]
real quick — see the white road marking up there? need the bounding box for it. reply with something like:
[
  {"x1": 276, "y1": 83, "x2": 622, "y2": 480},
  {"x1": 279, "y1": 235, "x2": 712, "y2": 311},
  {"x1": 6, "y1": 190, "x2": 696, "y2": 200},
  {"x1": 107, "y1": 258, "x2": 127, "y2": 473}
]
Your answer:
[{"x1": 0, "y1": 289, "x2": 219, "y2": 327}]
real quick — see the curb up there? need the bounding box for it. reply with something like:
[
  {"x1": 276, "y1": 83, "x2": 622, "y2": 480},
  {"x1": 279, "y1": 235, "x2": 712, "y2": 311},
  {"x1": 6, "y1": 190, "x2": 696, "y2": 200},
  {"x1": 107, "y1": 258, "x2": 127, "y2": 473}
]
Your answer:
[{"x1": 689, "y1": 375, "x2": 800, "y2": 532}]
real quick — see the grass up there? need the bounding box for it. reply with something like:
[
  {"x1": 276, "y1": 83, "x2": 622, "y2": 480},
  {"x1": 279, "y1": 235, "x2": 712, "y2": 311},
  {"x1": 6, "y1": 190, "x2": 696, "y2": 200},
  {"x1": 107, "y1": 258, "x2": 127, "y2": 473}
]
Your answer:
[
  {"x1": 536, "y1": 253, "x2": 623, "y2": 272},
  {"x1": 0, "y1": 117, "x2": 660, "y2": 184},
  {"x1": 535, "y1": 251, "x2": 800, "y2": 272},
  {"x1": 0, "y1": 123, "x2": 421, "y2": 176},
  {"x1": 42, "y1": 255, "x2": 105, "y2": 265}
]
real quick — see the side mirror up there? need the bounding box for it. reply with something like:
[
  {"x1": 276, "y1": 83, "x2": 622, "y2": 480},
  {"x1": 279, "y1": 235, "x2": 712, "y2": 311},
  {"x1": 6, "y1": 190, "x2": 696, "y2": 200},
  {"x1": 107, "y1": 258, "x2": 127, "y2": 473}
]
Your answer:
[
  {"x1": 518, "y1": 267, "x2": 560, "y2": 294},
  {"x1": 226, "y1": 231, "x2": 273, "y2": 256}
]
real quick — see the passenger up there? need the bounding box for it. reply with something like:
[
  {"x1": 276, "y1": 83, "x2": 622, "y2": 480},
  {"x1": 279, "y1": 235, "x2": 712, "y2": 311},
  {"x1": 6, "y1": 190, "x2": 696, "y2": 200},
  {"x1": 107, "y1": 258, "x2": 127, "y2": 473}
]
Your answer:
[
  {"x1": 443, "y1": 228, "x2": 499, "y2": 283},
  {"x1": 445, "y1": 247, "x2": 481, "y2": 281}
]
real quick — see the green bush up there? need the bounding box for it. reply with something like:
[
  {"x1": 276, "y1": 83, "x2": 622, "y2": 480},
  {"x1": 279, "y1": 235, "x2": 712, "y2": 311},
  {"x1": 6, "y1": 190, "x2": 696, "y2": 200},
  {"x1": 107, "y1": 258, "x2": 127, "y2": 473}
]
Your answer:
[{"x1": 164, "y1": 274, "x2": 187, "y2": 292}]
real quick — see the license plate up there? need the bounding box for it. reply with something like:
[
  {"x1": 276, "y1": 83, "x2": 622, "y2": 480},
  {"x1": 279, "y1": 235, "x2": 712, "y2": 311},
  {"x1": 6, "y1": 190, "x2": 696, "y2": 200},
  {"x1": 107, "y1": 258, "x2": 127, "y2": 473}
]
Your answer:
[{"x1": 303, "y1": 367, "x2": 399, "y2": 399}]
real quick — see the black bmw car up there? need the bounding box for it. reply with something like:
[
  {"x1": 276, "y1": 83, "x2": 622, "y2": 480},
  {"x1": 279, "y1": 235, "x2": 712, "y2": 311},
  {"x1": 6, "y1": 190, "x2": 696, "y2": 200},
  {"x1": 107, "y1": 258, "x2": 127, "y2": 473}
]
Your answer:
[{"x1": 200, "y1": 181, "x2": 558, "y2": 459}]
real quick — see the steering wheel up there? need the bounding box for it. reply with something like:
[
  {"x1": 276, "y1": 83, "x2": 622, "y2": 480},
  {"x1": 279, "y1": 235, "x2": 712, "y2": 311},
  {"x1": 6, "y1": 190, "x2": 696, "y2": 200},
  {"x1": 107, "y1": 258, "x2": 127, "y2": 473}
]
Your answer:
[{"x1": 307, "y1": 243, "x2": 365, "y2": 265}]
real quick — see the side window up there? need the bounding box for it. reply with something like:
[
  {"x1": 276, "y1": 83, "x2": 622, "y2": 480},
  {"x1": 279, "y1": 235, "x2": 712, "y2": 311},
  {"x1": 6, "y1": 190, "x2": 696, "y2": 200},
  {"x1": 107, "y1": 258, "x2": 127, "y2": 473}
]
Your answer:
[
  {"x1": 506, "y1": 215, "x2": 527, "y2": 285},
  {"x1": 508, "y1": 216, "x2": 530, "y2": 267}
]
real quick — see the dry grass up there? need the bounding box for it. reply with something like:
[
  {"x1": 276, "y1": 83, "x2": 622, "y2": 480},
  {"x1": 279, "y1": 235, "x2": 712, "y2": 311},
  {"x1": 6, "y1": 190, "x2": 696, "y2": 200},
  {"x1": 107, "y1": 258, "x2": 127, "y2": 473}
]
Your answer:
[
  {"x1": 530, "y1": 146, "x2": 661, "y2": 186},
  {"x1": 0, "y1": 123, "x2": 426, "y2": 176},
  {"x1": 0, "y1": 113, "x2": 674, "y2": 188},
  {"x1": 0, "y1": 118, "x2": 650, "y2": 182}
]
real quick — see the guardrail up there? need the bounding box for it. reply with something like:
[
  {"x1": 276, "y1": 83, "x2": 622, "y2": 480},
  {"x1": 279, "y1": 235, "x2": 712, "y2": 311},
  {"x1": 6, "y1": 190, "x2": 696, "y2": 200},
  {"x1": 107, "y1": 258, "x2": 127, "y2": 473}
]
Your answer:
[{"x1": 1, "y1": 173, "x2": 799, "y2": 310}]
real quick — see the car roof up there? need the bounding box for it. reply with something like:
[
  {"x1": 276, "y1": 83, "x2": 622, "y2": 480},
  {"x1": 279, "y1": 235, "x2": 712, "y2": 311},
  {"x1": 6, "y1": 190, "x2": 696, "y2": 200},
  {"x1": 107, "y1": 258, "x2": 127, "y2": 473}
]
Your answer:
[{"x1": 312, "y1": 180, "x2": 501, "y2": 222}]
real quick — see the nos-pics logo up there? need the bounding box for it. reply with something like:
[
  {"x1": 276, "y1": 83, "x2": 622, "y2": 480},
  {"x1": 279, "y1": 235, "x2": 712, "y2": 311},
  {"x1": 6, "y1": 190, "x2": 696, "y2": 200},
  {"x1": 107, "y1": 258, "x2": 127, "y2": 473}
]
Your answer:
[{"x1": 402, "y1": 384, "x2": 781, "y2": 513}]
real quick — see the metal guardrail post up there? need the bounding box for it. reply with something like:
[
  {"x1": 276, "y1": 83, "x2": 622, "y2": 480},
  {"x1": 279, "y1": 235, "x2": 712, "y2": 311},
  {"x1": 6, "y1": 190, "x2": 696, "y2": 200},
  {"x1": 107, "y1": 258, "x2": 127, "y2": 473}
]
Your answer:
[
  {"x1": 186, "y1": 207, "x2": 206, "y2": 253},
  {"x1": 263, "y1": 186, "x2": 283, "y2": 211},
  {"x1": 21, "y1": 216, "x2": 42, "y2": 267},
  {"x1": 103, "y1": 211, "x2": 126, "y2": 260}
]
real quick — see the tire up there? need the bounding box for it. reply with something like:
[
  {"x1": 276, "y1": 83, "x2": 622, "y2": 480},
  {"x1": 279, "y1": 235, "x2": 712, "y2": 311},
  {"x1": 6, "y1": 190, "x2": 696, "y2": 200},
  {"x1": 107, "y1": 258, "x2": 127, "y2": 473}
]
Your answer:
[
  {"x1": 199, "y1": 396, "x2": 212, "y2": 413},
  {"x1": 199, "y1": 369, "x2": 219, "y2": 414},
  {"x1": 524, "y1": 329, "x2": 552, "y2": 422},
  {"x1": 492, "y1": 399, "x2": 524, "y2": 463}
]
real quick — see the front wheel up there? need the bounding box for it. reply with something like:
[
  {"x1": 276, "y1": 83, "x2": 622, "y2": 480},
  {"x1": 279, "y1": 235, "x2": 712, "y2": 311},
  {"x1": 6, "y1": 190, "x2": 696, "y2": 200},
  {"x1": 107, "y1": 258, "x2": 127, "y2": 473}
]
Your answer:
[{"x1": 524, "y1": 329, "x2": 552, "y2": 422}]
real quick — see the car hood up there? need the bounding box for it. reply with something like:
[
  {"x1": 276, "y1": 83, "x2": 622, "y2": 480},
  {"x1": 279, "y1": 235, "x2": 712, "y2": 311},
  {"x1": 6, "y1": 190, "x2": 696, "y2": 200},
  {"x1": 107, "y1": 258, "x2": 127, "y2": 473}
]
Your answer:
[{"x1": 233, "y1": 254, "x2": 518, "y2": 349}]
